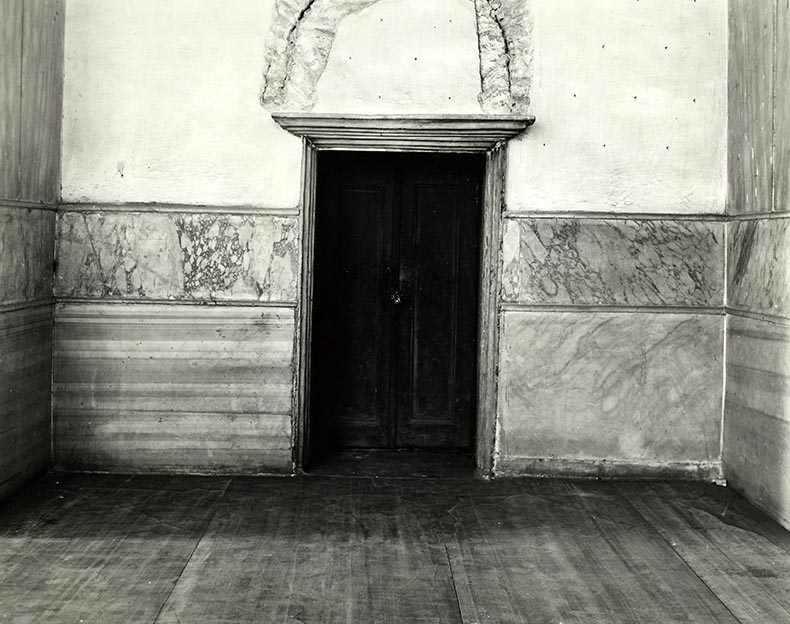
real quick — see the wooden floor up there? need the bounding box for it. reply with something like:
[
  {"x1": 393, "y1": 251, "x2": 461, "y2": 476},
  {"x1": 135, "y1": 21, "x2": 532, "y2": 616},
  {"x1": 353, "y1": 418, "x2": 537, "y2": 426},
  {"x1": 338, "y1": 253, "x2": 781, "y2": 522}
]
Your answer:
[{"x1": 1, "y1": 472, "x2": 789, "y2": 623}]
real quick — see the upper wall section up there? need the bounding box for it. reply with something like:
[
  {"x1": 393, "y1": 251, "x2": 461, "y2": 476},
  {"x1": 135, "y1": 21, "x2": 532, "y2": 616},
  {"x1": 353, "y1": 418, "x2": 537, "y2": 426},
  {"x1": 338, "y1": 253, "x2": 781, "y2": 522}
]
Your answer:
[
  {"x1": 284, "y1": 0, "x2": 483, "y2": 114},
  {"x1": 0, "y1": 0, "x2": 64, "y2": 204},
  {"x1": 728, "y1": 0, "x2": 790, "y2": 215},
  {"x1": 507, "y1": 0, "x2": 727, "y2": 215},
  {"x1": 61, "y1": 0, "x2": 727, "y2": 213},
  {"x1": 61, "y1": 0, "x2": 303, "y2": 208}
]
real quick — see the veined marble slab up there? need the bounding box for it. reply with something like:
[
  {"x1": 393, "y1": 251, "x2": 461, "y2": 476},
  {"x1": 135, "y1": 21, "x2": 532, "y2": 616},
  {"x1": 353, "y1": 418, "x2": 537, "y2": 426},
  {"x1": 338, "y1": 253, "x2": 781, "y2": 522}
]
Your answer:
[
  {"x1": 777, "y1": 0, "x2": 790, "y2": 215},
  {"x1": 727, "y1": 0, "x2": 774, "y2": 215},
  {"x1": 0, "y1": 304, "x2": 52, "y2": 500},
  {"x1": 729, "y1": 218, "x2": 790, "y2": 318},
  {"x1": 56, "y1": 212, "x2": 300, "y2": 302},
  {"x1": 501, "y1": 218, "x2": 723, "y2": 306},
  {"x1": 0, "y1": 206, "x2": 54, "y2": 305},
  {"x1": 53, "y1": 303, "x2": 295, "y2": 474},
  {"x1": 724, "y1": 315, "x2": 790, "y2": 530},
  {"x1": 498, "y1": 311, "x2": 723, "y2": 466}
]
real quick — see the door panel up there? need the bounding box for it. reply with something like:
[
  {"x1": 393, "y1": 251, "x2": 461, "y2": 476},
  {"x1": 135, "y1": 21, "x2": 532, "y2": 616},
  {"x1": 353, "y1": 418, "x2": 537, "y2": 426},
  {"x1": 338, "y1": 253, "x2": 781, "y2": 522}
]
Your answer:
[
  {"x1": 397, "y1": 163, "x2": 481, "y2": 448},
  {"x1": 332, "y1": 188, "x2": 390, "y2": 444},
  {"x1": 311, "y1": 158, "x2": 396, "y2": 450},
  {"x1": 310, "y1": 152, "x2": 482, "y2": 456}
]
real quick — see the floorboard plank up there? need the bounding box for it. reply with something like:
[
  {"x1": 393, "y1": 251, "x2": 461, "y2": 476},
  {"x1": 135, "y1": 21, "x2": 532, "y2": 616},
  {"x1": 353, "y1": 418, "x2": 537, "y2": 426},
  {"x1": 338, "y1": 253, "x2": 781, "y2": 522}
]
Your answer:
[
  {"x1": 156, "y1": 477, "x2": 461, "y2": 624},
  {"x1": 568, "y1": 481, "x2": 741, "y2": 622},
  {"x1": 442, "y1": 479, "x2": 738, "y2": 624},
  {"x1": 618, "y1": 480, "x2": 790, "y2": 624},
  {"x1": 0, "y1": 477, "x2": 227, "y2": 623}
]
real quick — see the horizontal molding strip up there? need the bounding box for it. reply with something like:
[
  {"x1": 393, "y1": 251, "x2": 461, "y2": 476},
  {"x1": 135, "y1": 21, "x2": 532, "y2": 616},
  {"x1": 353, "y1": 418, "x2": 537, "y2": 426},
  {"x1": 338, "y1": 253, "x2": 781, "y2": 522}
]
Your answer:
[
  {"x1": 0, "y1": 298, "x2": 55, "y2": 314},
  {"x1": 727, "y1": 211, "x2": 790, "y2": 221},
  {"x1": 502, "y1": 210, "x2": 726, "y2": 221},
  {"x1": 56, "y1": 297, "x2": 298, "y2": 309},
  {"x1": 0, "y1": 302, "x2": 54, "y2": 333},
  {"x1": 55, "y1": 206, "x2": 788, "y2": 221},
  {"x1": 53, "y1": 408, "x2": 292, "y2": 418},
  {"x1": 55, "y1": 307, "x2": 296, "y2": 326},
  {"x1": 0, "y1": 199, "x2": 58, "y2": 212},
  {"x1": 499, "y1": 303, "x2": 725, "y2": 315},
  {"x1": 53, "y1": 301, "x2": 789, "y2": 323},
  {"x1": 495, "y1": 457, "x2": 723, "y2": 481},
  {"x1": 725, "y1": 306, "x2": 790, "y2": 326},
  {"x1": 58, "y1": 202, "x2": 300, "y2": 216}
]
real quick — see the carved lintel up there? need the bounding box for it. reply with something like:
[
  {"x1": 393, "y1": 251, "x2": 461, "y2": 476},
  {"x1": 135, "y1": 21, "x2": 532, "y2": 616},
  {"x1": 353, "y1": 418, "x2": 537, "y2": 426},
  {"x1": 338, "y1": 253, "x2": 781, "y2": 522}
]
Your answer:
[{"x1": 271, "y1": 112, "x2": 535, "y2": 152}]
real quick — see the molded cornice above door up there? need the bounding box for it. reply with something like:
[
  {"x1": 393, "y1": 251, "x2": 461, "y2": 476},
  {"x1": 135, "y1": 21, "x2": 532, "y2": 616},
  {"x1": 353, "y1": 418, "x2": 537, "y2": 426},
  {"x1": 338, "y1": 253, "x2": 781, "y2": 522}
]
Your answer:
[{"x1": 271, "y1": 113, "x2": 535, "y2": 152}]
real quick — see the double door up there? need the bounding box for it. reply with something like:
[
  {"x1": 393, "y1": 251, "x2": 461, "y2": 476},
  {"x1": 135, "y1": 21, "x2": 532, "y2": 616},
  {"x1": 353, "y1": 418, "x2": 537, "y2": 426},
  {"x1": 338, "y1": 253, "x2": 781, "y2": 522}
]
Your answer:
[{"x1": 310, "y1": 152, "x2": 483, "y2": 455}]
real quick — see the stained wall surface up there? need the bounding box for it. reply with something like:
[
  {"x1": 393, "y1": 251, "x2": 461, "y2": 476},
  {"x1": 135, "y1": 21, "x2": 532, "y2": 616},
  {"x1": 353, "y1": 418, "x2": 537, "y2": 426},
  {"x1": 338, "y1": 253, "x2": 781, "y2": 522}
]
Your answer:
[
  {"x1": 0, "y1": 0, "x2": 63, "y2": 499},
  {"x1": 724, "y1": 0, "x2": 790, "y2": 530},
  {"x1": 57, "y1": 0, "x2": 728, "y2": 476}
]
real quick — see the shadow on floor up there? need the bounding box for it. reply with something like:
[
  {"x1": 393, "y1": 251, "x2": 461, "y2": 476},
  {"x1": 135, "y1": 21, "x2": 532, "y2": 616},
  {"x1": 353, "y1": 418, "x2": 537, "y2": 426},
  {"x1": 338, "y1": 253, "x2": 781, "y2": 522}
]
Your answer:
[{"x1": 1, "y1": 472, "x2": 789, "y2": 623}]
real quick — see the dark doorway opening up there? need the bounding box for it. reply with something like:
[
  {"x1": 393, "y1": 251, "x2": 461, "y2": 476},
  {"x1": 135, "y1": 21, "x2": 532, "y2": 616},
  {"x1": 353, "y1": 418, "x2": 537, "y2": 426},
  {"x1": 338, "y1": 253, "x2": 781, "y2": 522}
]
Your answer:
[{"x1": 306, "y1": 151, "x2": 484, "y2": 470}]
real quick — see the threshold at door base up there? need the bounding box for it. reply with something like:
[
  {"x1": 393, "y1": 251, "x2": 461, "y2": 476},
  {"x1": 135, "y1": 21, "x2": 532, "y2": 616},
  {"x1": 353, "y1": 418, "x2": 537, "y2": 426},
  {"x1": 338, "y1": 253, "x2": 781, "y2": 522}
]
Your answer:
[{"x1": 304, "y1": 449, "x2": 475, "y2": 479}]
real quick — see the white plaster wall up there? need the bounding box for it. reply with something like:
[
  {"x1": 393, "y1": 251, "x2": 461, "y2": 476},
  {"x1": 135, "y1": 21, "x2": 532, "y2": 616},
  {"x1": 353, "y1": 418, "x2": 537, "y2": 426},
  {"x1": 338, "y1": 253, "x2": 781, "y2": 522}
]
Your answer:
[
  {"x1": 313, "y1": 0, "x2": 483, "y2": 114},
  {"x1": 507, "y1": 0, "x2": 728, "y2": 214},
  {"x1": 61, "y1": 0, "x2": 302, "y2": 208},
  {"x1": 62, "y1": 0, "x2": 728, "y2": 213}
]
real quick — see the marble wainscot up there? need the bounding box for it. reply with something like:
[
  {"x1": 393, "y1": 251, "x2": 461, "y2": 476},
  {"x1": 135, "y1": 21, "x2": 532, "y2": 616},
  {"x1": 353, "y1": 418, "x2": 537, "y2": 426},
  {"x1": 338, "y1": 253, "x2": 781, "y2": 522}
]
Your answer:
[
  {"x1": 497, "y1": 312, "x2": 724, "y2": 478},
  {"x1": 724, "y1": 316, "x2": 790, "y2": 530},
  {"x1": 502, "y1": 218, "x2": 723, "y2": 306},
  {"x1": 728, "y1": 218, "x2": 790, "y2": 317},
  {"x1": 56, "y1": 212, "x2": 300, "y2": 302},
  {"x1": 0, "y1": 207, "x2": 55, "y2": 305}
]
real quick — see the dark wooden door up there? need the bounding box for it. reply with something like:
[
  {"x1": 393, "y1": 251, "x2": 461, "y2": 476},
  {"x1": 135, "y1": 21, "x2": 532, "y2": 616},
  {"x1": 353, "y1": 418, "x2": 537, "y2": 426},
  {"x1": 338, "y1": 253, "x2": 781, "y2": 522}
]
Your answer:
[{"x1": 310, "y1": 152, "x2": 482, "y2": 456}]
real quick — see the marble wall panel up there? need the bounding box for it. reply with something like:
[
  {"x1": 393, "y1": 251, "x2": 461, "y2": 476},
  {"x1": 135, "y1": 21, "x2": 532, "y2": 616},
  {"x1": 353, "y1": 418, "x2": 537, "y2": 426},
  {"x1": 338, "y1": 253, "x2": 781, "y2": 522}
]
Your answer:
[
  {"x1": 501, "y1": 218, "x2": 723, "y2": 306},
  {"x1": 0, "y1": 1, "x2": 62, "y2": 499},
  {"x1": 724, "y1": 315, "x2": 790, "y2": 530},
  {"x1": 56, "y1": 212, "x2": 300, "y2": 302},
  {"x1": 727, "y1": 0, "x2": 774, "y2": 214},
  {"x1": 0, "y1": 207, "x2": 55, "y2": 305},
  {"x1": 777, "y1": 0, "x2": 790, "y2": 214},
  {"x1": 0, "y1": 304, "x2": 53, "y2": 500},
  {"x1": 728, "y1": 218, "x2": 790, "y2": 318},
  {"x1": 0, "y1": 0, "x2": 22, "y2": 199},
  {"x1": 1, "y1": 0, "x2": 64, "y2": 203},
  {"x1": 53, "y1": 303, "x2": 295, "y2": 474},
  {"x1": 19, "y1": 0, "x2": 64, "y2": 203},
  {"x1": 498, "y1": 312, "x2": 723, "y2": 468}
]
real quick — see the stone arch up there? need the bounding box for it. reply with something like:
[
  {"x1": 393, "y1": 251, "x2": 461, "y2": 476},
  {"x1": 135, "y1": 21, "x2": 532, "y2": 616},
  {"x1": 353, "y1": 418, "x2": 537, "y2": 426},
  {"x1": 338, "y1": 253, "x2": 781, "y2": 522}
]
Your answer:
[{"x1": 260, "y1": 0, "x2": 531, "y2": 114}]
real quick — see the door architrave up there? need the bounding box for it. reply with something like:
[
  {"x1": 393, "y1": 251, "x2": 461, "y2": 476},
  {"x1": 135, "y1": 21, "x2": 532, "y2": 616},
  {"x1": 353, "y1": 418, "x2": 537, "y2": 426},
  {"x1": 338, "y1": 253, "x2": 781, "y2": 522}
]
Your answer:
[{"x1": 273, "y1": 113, "x2": 535, "y2": 477}]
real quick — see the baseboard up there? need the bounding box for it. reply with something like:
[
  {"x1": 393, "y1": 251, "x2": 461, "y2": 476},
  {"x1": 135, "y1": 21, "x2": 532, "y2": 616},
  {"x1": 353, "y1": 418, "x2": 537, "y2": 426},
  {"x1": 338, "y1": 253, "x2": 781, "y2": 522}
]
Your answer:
[{"x1": 494, "y1": 456, "x2": 723, "y2": 481}]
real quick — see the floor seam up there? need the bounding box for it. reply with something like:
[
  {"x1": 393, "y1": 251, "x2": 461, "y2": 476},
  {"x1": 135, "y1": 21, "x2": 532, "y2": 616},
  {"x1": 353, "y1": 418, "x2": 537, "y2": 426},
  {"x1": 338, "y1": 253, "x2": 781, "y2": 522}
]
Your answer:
[
  {"x1": 150, "y1": 477, "x2": 233, "y2": 624},
  {"x1": 614, "y1": 484, "x2": 745, "y2": 624},
  {"x1": 443, "y1": 541, "x2": 466, "y2": 624}
]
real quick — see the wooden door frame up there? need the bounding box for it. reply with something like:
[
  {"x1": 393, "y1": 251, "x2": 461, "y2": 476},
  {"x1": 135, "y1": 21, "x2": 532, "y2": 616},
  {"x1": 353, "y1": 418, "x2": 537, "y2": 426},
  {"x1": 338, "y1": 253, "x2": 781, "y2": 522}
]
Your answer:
[{"x1": 276, "y1": 114, "x2": 534, "y2": 477}]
